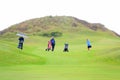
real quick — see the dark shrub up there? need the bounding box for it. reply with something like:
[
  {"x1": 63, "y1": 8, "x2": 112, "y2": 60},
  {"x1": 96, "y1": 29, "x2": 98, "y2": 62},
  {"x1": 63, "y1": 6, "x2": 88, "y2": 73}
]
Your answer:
[{"x1": 42, "y1": 32, "x2": 62, "y2": 37}]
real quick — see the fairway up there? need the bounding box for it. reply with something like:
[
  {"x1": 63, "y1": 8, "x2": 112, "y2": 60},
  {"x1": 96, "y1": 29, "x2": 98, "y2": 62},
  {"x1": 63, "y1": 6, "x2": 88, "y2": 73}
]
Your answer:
[
  {"x1": 0, "y1": 33, "x2": 120, "y2": 80},
  {"x1": 0, "y1": 64, "x2": 120, "y2": 80}
]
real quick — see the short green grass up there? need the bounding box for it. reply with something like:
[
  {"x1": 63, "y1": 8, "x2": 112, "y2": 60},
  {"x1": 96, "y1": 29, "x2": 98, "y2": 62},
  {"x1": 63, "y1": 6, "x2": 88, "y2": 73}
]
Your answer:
[{"x1": 0, "y1": 33, "x2": 120, "y2": 80}]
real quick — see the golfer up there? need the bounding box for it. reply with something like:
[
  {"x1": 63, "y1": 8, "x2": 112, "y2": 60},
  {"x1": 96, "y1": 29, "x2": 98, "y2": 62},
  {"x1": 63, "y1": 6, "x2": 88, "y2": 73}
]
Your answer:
[
  {"x1": 46, "y1": 40, "x2": 52, "y2": 51},
  {"x1": 18, "y1": 37, "x2": 24, "y2": 50},
  {"x1": 86, "y1": 39, "x2": 92, "y2": 50},
  {"x1": 50, "y1": 36, "x2": 55, "y2": 51},
  {"x1": 63, "y1": 43, "x2": 69, "y2": 52}
]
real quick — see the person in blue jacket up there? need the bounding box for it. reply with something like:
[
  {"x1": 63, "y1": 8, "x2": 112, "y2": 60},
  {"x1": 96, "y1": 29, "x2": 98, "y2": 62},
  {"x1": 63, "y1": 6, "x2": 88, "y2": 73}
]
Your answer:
[
  {"x1": 86, "y1": 39, "x2": 92, "y2": 50},
  {"x1": 50, "y1": 36, "x2": 55, "y2": 51}
]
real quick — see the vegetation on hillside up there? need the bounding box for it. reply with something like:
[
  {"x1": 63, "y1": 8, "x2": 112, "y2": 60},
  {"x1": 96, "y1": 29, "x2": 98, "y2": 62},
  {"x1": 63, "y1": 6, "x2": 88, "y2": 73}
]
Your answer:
[{"x1": 0, "y1": 16, "x2": 119, "y2": 37}]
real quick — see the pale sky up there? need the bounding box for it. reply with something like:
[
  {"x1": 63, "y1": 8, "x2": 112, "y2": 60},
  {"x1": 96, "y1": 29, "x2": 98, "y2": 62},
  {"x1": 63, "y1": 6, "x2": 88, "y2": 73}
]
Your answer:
[{"x1": 0, "y1": 0, "x2": 120, "y2": 34}]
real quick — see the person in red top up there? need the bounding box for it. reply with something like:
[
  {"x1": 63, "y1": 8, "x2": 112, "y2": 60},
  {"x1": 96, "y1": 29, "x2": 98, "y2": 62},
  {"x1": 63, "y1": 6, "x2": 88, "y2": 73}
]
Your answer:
[{"x1": 45, "y1": 41, "x2": 52, "y2": 51}]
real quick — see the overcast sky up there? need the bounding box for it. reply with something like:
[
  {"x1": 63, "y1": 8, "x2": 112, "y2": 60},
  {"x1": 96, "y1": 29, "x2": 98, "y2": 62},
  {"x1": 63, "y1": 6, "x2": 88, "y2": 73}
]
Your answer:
[{"x1": 0, "y1": 0, "x2": 120, "y2": 34}]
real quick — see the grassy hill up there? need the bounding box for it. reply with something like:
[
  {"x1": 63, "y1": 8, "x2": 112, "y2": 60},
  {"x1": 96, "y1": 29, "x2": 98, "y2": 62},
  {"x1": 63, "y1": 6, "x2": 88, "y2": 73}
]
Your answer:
[
  {"x1": 0, "y1": 16, "x2": 120, "y2": 80},
  {"x1": 0, "y1": 16, "x2": 119, "y2": 37}
]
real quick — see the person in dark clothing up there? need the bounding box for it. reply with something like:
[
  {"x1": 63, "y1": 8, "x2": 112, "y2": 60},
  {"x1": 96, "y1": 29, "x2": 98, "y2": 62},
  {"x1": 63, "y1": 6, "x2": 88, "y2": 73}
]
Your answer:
[
  {"x1": 50, "y1": 37, "x2": 55, "y2": 51},
  {"x1": 18, "y1": 37, "x2": 24, "y2": 50},
  {"x1": 63, "y1": 43, "x2": 69, "y2": 52}
]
